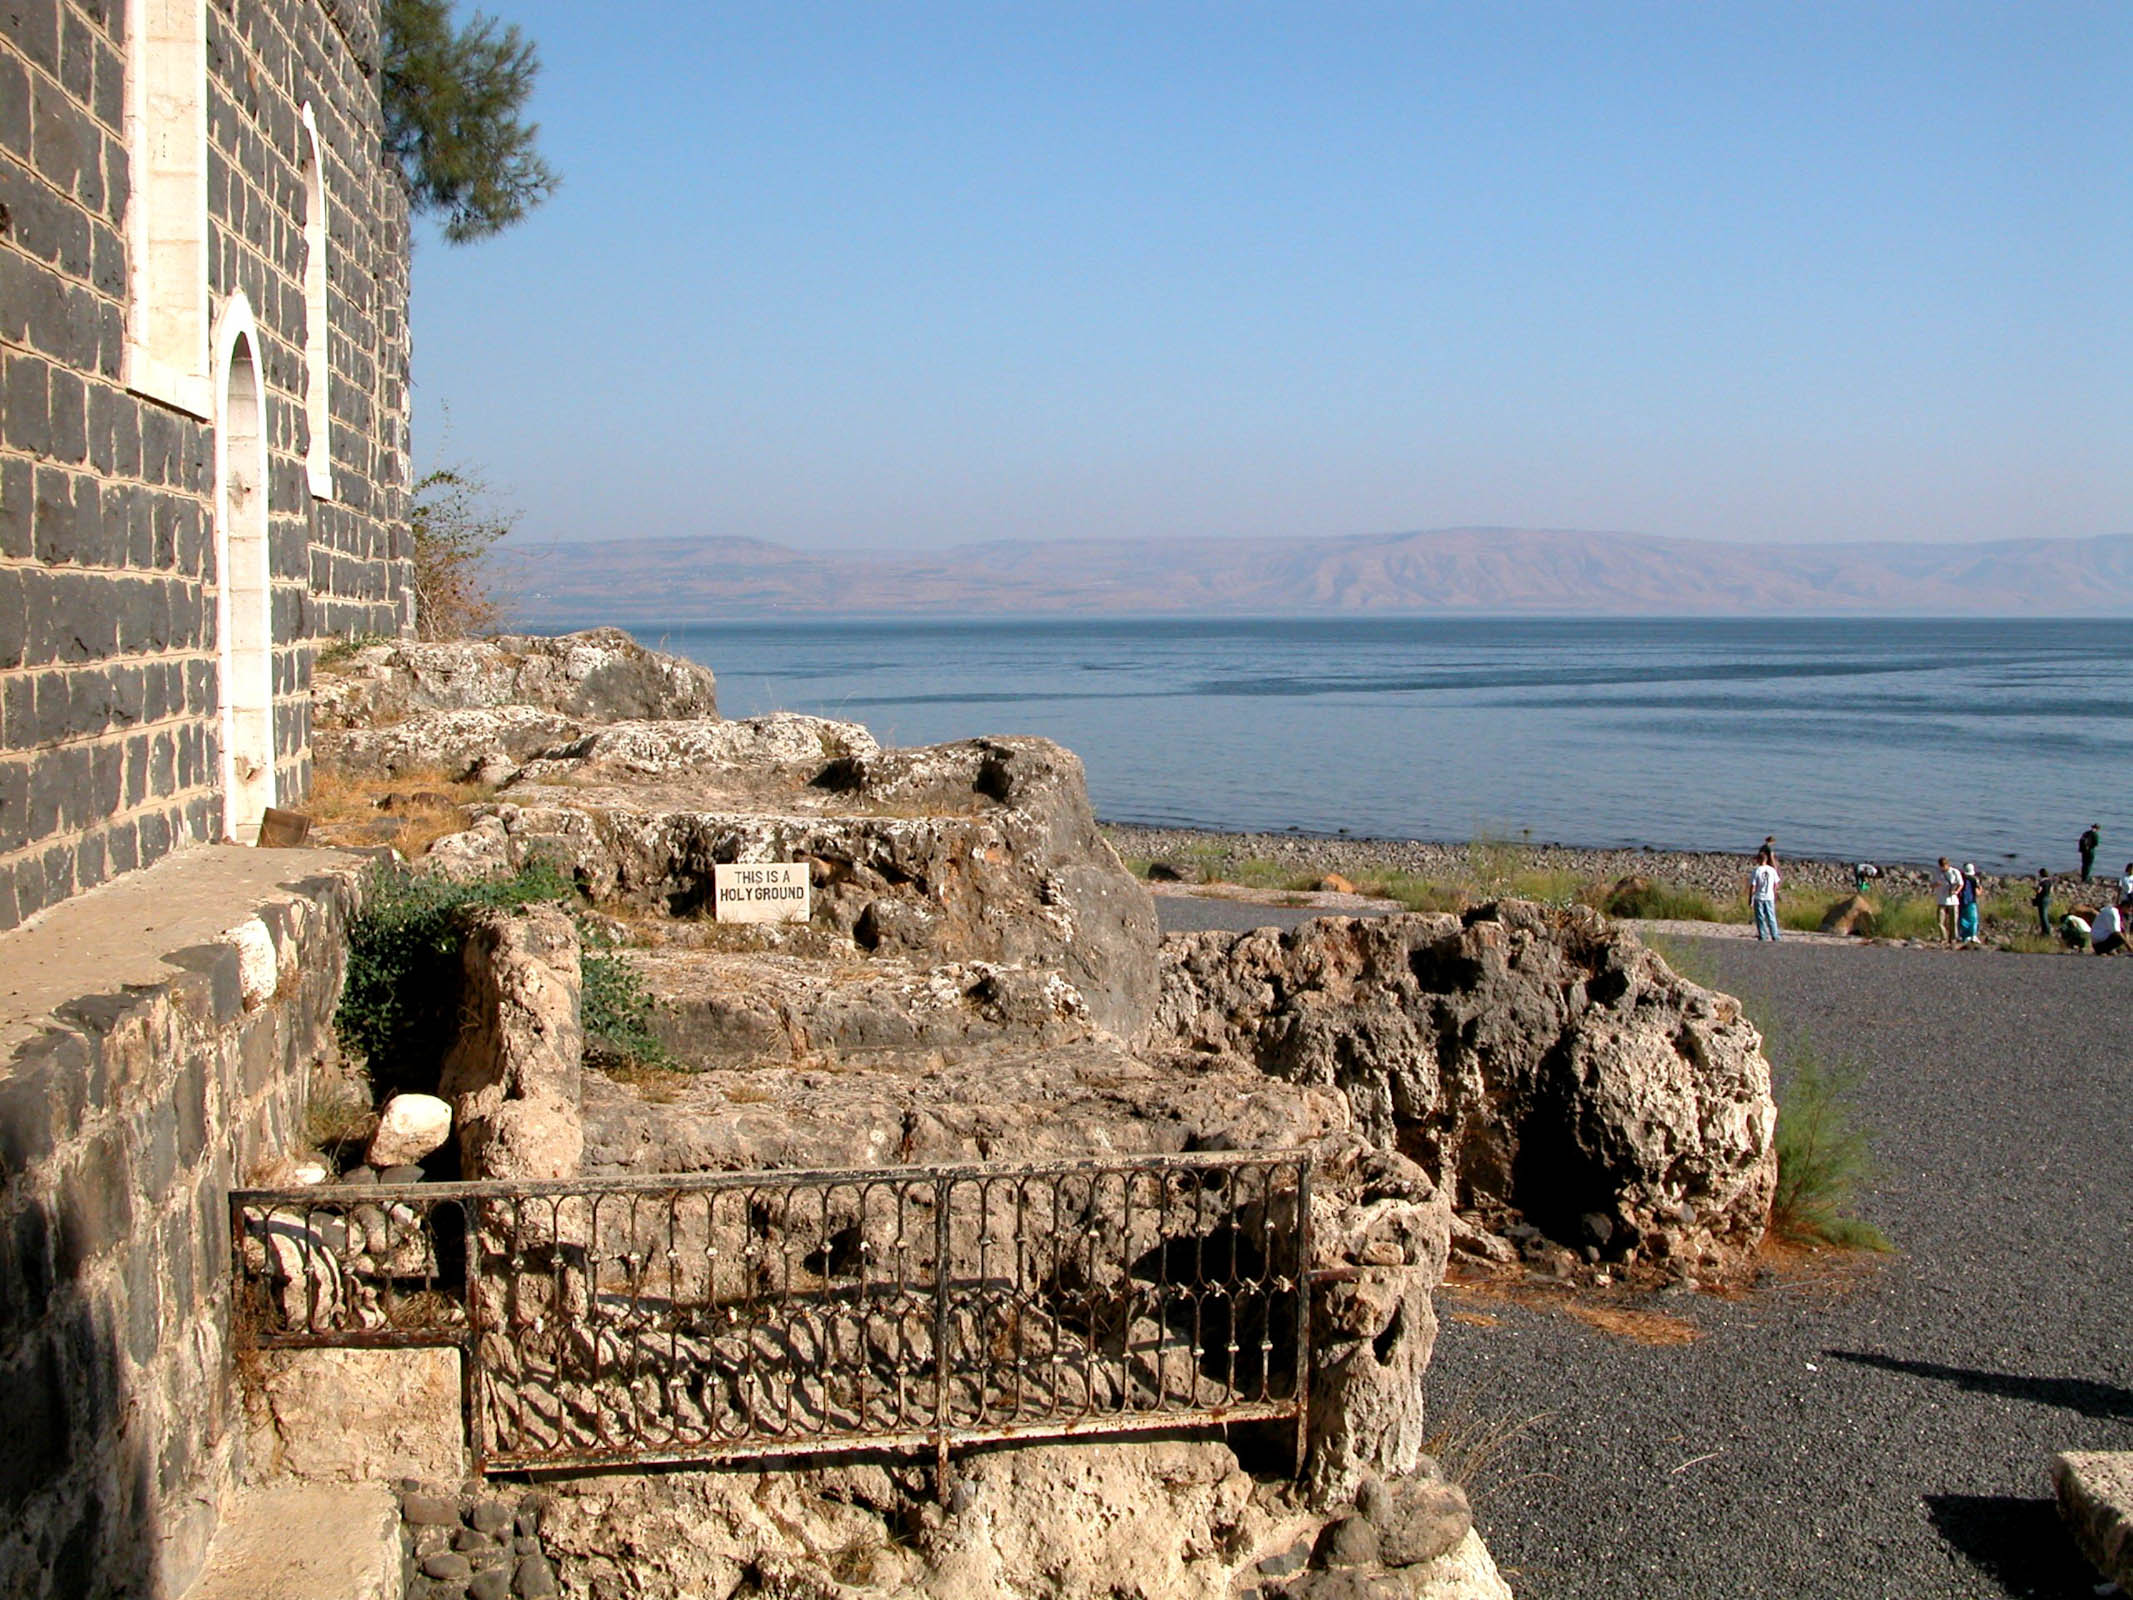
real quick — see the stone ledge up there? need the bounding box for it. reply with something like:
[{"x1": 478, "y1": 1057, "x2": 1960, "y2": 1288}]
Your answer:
[
  {"x1": 2054, "y1": 1450, "x2": 2133, "y2": 1591},
  {"x1": 0, "y1": 843, "x2": 374, "y2": 1059},
  {"x1": 182, "y1": 1481, "x2": 400, "y2": 1600}
]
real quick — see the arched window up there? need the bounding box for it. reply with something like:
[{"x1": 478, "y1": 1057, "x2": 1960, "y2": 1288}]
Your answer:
[
  {"x1": 213, "y1": 295, "x2": 277, "y2": 841},
  {"x1": 124, "y1": 0, "x2": 210, "y2": 416},
  {"x1": 300, "y1": 103, "x2": 334, "y2": 500}
]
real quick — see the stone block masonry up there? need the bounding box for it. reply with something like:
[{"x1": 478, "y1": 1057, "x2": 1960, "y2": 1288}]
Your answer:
[
  {"x1": 0, "y1": 846, "x2": 372, "y2": 1599},
  {"x1": 1, "y1": 0, "x2": 413, "y2": 932}
]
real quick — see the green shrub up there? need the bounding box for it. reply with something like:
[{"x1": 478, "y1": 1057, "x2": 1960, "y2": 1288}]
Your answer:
[
  {"x1": 1865, "y1": 894, "x2": 1941, "y2": 941},
  {"x1": 1770, "y1": 1045, "x2": 1891, "y2": 1251},
  {"x1": 338, "y1": 860, "x2": 675, "y2": 1095},
  {"x1": 1777, "y1": 890, "x2": 1848, "y2": 932},
  {"x1": 578, "y1": 925, "x2": 675, "y2": 1072}
]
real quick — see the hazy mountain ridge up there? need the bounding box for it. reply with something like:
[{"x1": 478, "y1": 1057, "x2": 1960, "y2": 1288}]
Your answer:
[{"x1": 497, "y1": 528, "x2": 2133, "y2": 623}]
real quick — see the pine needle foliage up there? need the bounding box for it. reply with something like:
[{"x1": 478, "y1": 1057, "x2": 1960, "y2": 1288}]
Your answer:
[
  {"x1": 382, "y1": 0, "x2": 558, "y2": 243},
  {"x1": 1770, "y1": 1046, "x2": 1892, "y2": 1252}
]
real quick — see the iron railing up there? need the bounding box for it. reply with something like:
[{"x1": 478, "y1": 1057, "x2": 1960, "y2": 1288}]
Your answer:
[{"x1": 233, "y1": 1152, "x2": 1313, "y2": 1480}]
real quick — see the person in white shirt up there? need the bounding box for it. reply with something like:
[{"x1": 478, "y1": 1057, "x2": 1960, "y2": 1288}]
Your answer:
[
  {"x1": 2091, "y1": 902, "x2": 2126, "y2": 955},
  {"x1": 2117, "y1": 863, "x2": 2133, "y2": 905},
  {"x1": 1936, "y1": 858, "x2": 1962, "y2": 945},
  {"x1": 1749, "y1": 859, "x2": 1781, "y2": 942}
]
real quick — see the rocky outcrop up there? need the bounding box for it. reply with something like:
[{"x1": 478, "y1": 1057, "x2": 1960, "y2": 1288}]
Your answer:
[
  {"x1": 1151, "y1": 903, "x2": 1777, "y2": 1273},
  {"x1": 1304, "y1": 1142, "x2": 1453, "y2": 1501},
  {"x1": 525, "y1": 1445, "x2": 1507, "y2": 1600},
  {"x1": 580, "y1": 1037, "x2": 1347, "y2": 1176},
  {"x1": 632, "y1": 950, "x2": 1099, "y2": 1070},
  {"x1": 438, "y1": 906, "x2": 585, "y2": 1180},
  {"x1": 314, "y1": 627, "x2": 718, "y2": 728},
  {"x1": 429, "y1": 734, "x2": 1160, "y2": 1040},
  {"x1": 312, "y1": 705, "x2": 587, "y2": 782}
]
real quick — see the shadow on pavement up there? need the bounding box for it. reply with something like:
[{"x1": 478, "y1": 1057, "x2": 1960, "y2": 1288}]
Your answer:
[
  {"x1": 1923, "y1": 1495, "x2": 2101, "y2": 1600},
  {"x1": 1827, "y1": 1352, "x2": 2133, "y2": 1422}
]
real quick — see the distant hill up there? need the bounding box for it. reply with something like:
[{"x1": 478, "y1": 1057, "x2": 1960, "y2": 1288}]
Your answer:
[{"x1": 494, "y1": 527, "x2": 2133, "y2": 624}]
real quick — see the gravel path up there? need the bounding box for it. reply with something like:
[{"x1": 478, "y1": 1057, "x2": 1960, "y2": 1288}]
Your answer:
[{"x1": 1426, "y1": 938, "x2": 2133, "y2": 1600}]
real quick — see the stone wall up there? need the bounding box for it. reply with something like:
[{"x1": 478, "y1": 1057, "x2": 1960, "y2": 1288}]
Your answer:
[
  {"x1": 0, "y1": 0, "x2": 413, "y2": 931},
  {"x1": 0, "y1": 858, "x2": 366, "y2": 1599}
]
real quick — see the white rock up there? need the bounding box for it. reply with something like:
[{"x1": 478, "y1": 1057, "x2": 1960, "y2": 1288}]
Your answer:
[
  {"x1": 291, "y1": 1161, "x2": 330, "y2": 1186},
  {"x1": 222, "y1": 917, "x2": 278, "y2": 1009},
  {"x1": 367, "y1": 1094, "x2": 453, "y2": 1168}
]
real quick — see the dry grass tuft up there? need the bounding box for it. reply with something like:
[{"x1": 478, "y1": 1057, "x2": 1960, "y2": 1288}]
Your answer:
[{"x1": 303, "y1": 764, "x2": 492, "y2": 858}]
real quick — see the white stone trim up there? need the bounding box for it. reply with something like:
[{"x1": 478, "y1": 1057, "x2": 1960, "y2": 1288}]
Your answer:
[
  {"x1": 299, "y1": 103, "x2": 334, "y2": 501},
  {"x1": 124, "y1": 0, "x2": 212, "y2": 419},
  {"x1": 213, "y1": 293, "x2": 277, "y2": 843}
]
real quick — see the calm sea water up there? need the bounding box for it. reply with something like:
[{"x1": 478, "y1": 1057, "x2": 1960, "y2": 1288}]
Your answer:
[{"x1": 623, "y1": 617, "x2": 2133, "y2": 870}]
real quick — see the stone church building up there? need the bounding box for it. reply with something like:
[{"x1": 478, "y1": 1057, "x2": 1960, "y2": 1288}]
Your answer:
[{"x1": 2, "y1": 0, "x2": 415, "y2": 934}]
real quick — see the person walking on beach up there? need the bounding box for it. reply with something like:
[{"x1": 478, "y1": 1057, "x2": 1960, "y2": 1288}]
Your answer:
[
  {"x1": 1750, "y1": 856, "x2": 1782, "y2": 942},
  {"x1": 1936, "y1": 858, "x2": 1963, "y2": 945},
  {"x1": 2032, "y1": 868, "x2": 2054, "y2": 938},
  {"x1": 2079, "y1": 823, "x2": 2100, "y2": 882},
  {"x1": 1958, "y1": 863, "x2": 1981, "y2": 944}
]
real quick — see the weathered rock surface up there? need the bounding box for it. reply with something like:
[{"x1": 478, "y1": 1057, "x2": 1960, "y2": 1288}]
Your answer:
[
  {"x1": 431, "y1": 734, "x2": 1160, "y2": 1039},
  {"x1": 530, "y1": 1445, "x2": 1504, "y2": 1600},
  {"x1": 581, "y1": 1037, "x2": 1347, "y2": 1175},
  {"x1": 244, "y1": 1348, "x2": 464, "y2": 1483},
  {"x1": 1818, "y1": 893, "x2": 1878, "y2": 936},
  {"x1": 2053, "y1": 1450, "x2": 2133, "y2": 1591},
  {"x1": 1151, "y1": 903, "x2": 1777, "y2": 1271},
  {"x1": 439, "y1": 906, "x2": 584, "y2": 1180},
  {"x1": 632, "y1": 949, "x2": 1098, "y2": 1070},
  {"x1": 366, "y1": 1092, "x2": 453, "y2": 1168},
  {"x1": 313, "y1": 704, "x2": 587, "y2": 782},
  {"x1": 314, "y1": 627, "x2": 718, "y2": 727}
]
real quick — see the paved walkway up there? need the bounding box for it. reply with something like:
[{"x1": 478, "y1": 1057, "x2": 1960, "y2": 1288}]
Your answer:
[{"x1": 1429, "y1": 937, "x2": 2133, "y2": 1599}]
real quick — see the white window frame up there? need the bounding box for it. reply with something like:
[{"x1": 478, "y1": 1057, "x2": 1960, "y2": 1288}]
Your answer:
[
  {"x1": 124, "y1": 0, "x2": 212, "y2": 418},
  {"x1": 300, "y1": 102, "x2": 334, "y2": 500}
]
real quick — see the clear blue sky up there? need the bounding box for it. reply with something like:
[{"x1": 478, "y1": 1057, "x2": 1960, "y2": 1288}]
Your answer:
[{"x1": 410, "y1": 2, "x2": 2131, "y2": 551}]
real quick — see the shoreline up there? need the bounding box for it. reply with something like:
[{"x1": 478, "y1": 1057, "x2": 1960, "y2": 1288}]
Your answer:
[{"x1": 1097, "y1": 821, "x2": 2059, "y2": 902}]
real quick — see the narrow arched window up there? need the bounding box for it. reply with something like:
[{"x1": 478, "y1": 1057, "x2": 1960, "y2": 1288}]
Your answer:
[
  {"x1": 300, "y1": 103, "x2": 334, "y2": 499},
  {"x1": 124, "y1": 0, "x2": 210, "y2": 416}
]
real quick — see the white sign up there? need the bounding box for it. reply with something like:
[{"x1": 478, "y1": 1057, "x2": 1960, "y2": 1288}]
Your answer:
[{"x1": 713, "y1": 861, "x2": 812, "y2": 923}]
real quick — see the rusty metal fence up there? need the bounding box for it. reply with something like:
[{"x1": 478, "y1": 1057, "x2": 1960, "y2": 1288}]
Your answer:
[{"x1": 233, "y1": 1152, "x2": 1313, "y2": 1478}]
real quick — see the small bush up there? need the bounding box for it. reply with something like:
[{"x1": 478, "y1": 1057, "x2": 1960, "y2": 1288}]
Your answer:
[
  {"x1": 579, "y1": 925, "x2": 675, "y2": 1072},
  {"x1": 1770, "y1": 1045, "x2": 1891, "y2": 1252},
  {"x1": 337, "y1": 860, "x2": 575, "y2": 1095},
  {"x1": 1866, "y1": 894, "x2": 1942, "y2": 941},
  {"x1": 316, "y1": 632, "x2": 393, "y2": 669},
  {"x1": 1777, "y1": 890, "x2": 1848, "y2": 932}
]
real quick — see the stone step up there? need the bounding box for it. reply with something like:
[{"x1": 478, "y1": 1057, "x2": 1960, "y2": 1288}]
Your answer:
[
  {"x1": 2054, "y1": 1451, "x2": 2133, "y2": 1591},
  {"x1": 182, "y1": 1482, "x2": 400, "y2": 1600}
]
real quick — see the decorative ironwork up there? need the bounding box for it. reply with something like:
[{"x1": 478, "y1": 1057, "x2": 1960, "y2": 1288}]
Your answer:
[{"x1": 233, "y1": 1152, "x2": 1313, "y2": 1479}]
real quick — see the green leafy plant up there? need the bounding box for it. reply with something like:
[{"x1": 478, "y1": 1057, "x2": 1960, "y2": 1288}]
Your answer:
[
  {"x1": 578, "y1": 924, "x2": 675, "y2": 1072},
  {"x1": 337, "y1": 860, "x2": 574, "y2": 1095},
  {"x1": 1770, "y1": 1045, "x2": 1891, "y2": 1252},
  {"x1": 382, "y1": 0, "x2": 558, "y2": 243}
]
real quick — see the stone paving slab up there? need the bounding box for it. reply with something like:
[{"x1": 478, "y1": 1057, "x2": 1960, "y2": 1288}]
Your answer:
[
  {"x1": 184, "y1": 1481, "x2": 400, "y2": 1600},
  {"x1": 0, "y1": 844, "x2": 370, "y2": 1057},
  {"x1": 2054, "y1": 1451, "x2": 2133, "y2": 1591}
]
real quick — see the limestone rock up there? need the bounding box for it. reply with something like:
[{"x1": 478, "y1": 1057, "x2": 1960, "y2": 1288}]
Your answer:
[
  {"x1": 313, "y1": 705, "x2": 586, "y2": 782},
  {"x1": 367, "y1": 1092, "x2": 453, "y2": 1168},
  {"x1": 633, "y1": 950, "x2": 1097, "y2": 1071},
  {"x1": 1151, "y1": 903, "x2": 1777, "y2": 1272},
  {"x1": 512, "y1": 714, "x2": 877, "y2": 782},
  {"x1": 313, "y1": 627, "x2": 718, "y2": 728},
  {"x1": 2053, "y1": 1451, "x2": 2133, "y2": 1591},
  {"x1": 440, "y1": 907, "x2": 584, "y2": 1181},
  {"x1": 434, "y1": 734, "x2": 1160, "y2": 1039},
  {"x1": 245, "y1": 1348, "x2": 464, "y2": 1483},
  {"x1": 1375, "y1": 1481, "x2": 1472, "y2": 1568},
  {"x1": 1818, "y1": 893, "x2": 1879, "y2": 935},
  {"x1": 581, "y1": 1036, "x2": 1347, "y2": 1176}
]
